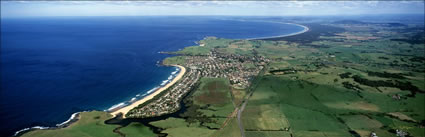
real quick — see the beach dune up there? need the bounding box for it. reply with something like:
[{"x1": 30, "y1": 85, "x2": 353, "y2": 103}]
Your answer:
[{"x1": 110, "y1": 65, "x2": 186, "y2": 118}]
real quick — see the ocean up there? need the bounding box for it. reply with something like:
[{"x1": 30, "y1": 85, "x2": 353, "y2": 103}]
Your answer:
[{"x1": 0, "y1": 16, "x2": 305, "y2": 136}]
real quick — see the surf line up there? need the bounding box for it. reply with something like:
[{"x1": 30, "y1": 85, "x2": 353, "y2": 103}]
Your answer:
[{"x1": 109, "y1": 65, "x2": 186, "y2": 118}]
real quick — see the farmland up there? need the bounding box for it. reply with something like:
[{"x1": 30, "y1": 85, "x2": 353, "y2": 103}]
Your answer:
[
  {"x1": 20, "y1": 17, "x2": 424, "y2": 137},
  {"x1": 240, "y1": 20, "x2": 424, "y2": 137},
  {"x1": 20, "y1": 111, "x2": 120, "y2": 137},
  {"x1": 148, "y1": 78, "x2": 239, "y2": 137}
]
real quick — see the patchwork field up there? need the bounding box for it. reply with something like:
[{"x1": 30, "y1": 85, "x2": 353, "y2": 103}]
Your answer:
[
  {"x1": 149, "y1": 78, "x2": 239, "y2": 137},
  {"x1": 245, "y1": 131, "x2": 292, "y2": 137},
  {"x1": 243, "y1": 74, "x2": 424, "y2": 137},
  {"x1": 119, "y1": 123, "x2": 156, "y2": 137},
  {"x1": 21, "y1": 19, "x2": 425, "y2": 137}
]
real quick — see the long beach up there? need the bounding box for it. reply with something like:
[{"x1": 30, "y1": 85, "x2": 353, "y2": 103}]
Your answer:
[{"x1": 110, "y1": 65, "x2": 186, "y2": 118}]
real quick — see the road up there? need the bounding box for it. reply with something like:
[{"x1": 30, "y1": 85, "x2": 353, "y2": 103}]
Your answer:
[
  {"x1": 237, "y1": 99, "x2": 248, "y2": 137},
  {"x1": 236, "y1": 65, "x2": 266, "y2": 137}
]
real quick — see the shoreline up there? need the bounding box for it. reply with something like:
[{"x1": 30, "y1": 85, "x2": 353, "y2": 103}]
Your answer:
[
  {"x1": 14, "y1": 111, "x2": 84, "y2": 137},
  {"x1": 245, "y1": 23, "x2": 309, "y2": 40},
  {"x1": 13, "y1": 21, "x2": 305, "y2": 136},
  {"x1": 14, "y1": 65, "x2": 186, "y2": 137},
  {"x1": 110, "y1": 65, "x2": 186, "y2": 118},
  {"x1": 215, "y1": 18, "x2": 309, "y2": 40}
]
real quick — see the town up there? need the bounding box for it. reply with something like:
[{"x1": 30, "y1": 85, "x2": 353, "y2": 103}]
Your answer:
[{"x1": 126, "y1": 48, "x2": 269, "y2": 118}]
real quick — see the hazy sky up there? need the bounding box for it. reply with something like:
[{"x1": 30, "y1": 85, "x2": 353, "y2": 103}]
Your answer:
[{"x1": 1, "y1": 1, "x2": 424, "y2": 17}]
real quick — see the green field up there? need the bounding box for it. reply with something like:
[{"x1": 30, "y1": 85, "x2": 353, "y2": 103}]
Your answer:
[
  {"x1": 245, "y1": 131, "x2": 292, "y2": 137},
  {"x1": 119, "y1": 123, "x2": 156, "y2": 137},
  {"x1": 211, "y1": 118, "x2": 242, "y2": 137},
  {"x1": 243, "y1": 74, "x2": 424, "y2": 137},
  {"x1": 163, "y1": 56, "x2": 187, "y2": 65},
  {"x1": 21, "y1": 20, "x2": 425, "y2": 137},
  {"x1": 150, "y1": 118, "x2": 216, "y2": 137},
  {"x1": 21, "y1": 111, "x2": 119, "y2": 137},
  {"x1": 149, "y1": 78, "x2": 238, "y2": 137}
]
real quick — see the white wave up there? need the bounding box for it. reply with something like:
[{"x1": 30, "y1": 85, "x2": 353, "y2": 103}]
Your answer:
[
  {"x1": 14, "y1": 126, "x2": 50, "y2": 136},
  {"x1": 14, "y1": 110, "x2": 90, "y2": 136},
  {"x1": 56, "y1": 112, "x2": 79, "y2": 127},
  {"x1": 161, "y1": 80, "x2": 169, "y2": 86},
  {"x1": 141, "y1": 92, "x2": 148, "y2": 96},
  {"x1": 146, "y1": 87, "x2": 159, "y2": 94},
  {"x1": 15, "y1": 65, "x2": 184, "y2": 136},
  {"x1": 107, "y1": 102, "x2": 126, "y2": 111}
]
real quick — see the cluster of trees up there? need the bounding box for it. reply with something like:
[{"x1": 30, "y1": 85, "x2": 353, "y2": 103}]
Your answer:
[
  {"x1": 367, "y1": 71, "x2": 405, "y2": 79},
  {"x1": 391, "y1": 31, "x2": 425, "y2": 44},
  {"x1": 269, "y1": 68, "x2": 297, "y2": 74},
  {"x1": 339, "y1": 72, "x2": 352, "y2": 79},
  {"x1": 342, "y1": 81, "x2": 363, "y2": 91},
  {"x1": 352, "y1": 75, "x2": 422, "y2": 97},
  {"x1": 409, "y1": 56, "x2": 425, "y2": 63}
]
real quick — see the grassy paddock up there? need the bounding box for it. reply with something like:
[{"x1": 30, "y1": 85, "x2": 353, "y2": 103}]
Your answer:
[
  {"x1": 21, "y1": 111, "x2": 119, "y2": 137},
  {"x1": 119, "y1": 123, "x2": 156, "y2": 137}
]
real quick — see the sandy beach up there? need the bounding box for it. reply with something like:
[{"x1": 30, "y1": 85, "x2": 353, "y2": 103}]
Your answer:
[
  {"x1": 245, "y1": 22, "x2": 309, "y2": 40},
  {"x1": 110, "y1": 65, "x2": 186, "y2": 118}
]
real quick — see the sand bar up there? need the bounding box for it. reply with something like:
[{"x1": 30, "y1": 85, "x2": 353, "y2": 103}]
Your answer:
[{"x1": 110, "y1": 65, "x2": 186, "y2": 118}]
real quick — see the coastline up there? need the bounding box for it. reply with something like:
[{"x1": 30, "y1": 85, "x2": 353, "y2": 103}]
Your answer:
[
  {"x1": 106, "y1": 23, "x2": 307, "y2": 118},
  {"x1": 246, "y1": 23, "x2": 309, "y2": 40},
  {"x1": 13, "y1": 21, "x2": 304, "y2": 136},
  {"x1": 14, "y1": 111, "x2": 84, "y2": 136},
  {"x1": 14, "y1": 65, "x2": 186, "y2": 137},
  {"x1": 110, "y1": 65, "x2": 186, "y2": 118}
]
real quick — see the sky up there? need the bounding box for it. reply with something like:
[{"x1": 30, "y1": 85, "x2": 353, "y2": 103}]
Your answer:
[{"x1": 1, "y1": 1, "x2": 424, "y2": 17}]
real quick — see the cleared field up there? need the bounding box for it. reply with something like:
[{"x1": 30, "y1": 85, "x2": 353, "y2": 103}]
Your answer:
[
  {"x1": 210, "y1": 118, "x2": 242, "y2": 137},
  {"x1": 150, "y1": 78, "x2": 237, "y2": 137},
  {"x1": 242, "y1": 104, "x2": 289, "y2": 130},
  {"x1": 244, "y1": 74, "x2": 425, "y2": 137},
  {"x1": 292, "y1": 130, "x2": 351, "y2": 137},
  {"x1": 119, "y1": 123, "x2": 156, "y2": 137},
  {"x1": 194, "y1": 78, "x2": 232, "y2": 106},
  {"x1": 176, "y1": 46, "x2": 212, "y2": 55},
  {"x1": 341, "y1": 115, "x2": 383, "y2": 129},
  {"x1": 192, "y1": 78, "x2": 235, "y2": 118},
  {"x1": 323, "y1": 101, "x2": 380, "y2": 112},
  {"x1": 245, "y1": 131, "x2": 291, "y2": 137},
  {"x1": 243, "y1": 76, "x2": 363, "y2": 136},
  {"x1": 150, "y1": 117, "x2": 189, "y2": 128},
  {"x1": 231, "y1": 88, "x2": 246, "y2": 107},
  {"x1": 21, "y1": 111, "x2": 119, "y2": 137},
  {"x1": 163, "y1": 56, "x2": 187, "y2": 65}
]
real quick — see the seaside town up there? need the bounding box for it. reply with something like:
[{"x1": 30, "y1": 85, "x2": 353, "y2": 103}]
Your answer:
[{"x1": 126, "y1": 48, "x2": 269, "y2": 118}]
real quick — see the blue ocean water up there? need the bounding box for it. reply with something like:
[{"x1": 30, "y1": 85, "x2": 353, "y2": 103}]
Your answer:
[{"x1": 0, "y1": 16, "x2": 304, "y2": 136}]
